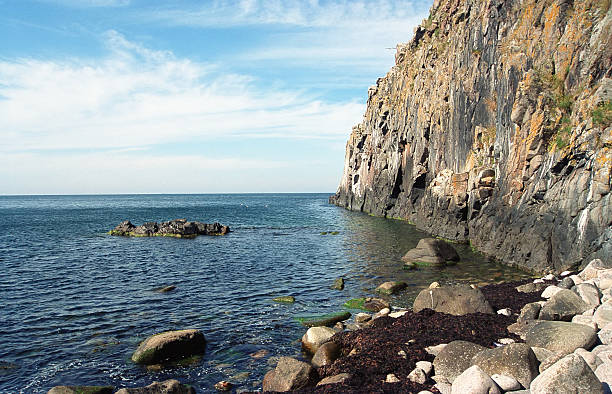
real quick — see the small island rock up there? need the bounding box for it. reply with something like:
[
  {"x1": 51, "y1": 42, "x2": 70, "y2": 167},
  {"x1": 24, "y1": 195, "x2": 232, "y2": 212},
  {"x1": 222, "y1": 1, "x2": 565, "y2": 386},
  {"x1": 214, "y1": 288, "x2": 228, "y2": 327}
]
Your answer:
[{"x1": 131, "y1": 329, "x2": 206, "y2": 365}]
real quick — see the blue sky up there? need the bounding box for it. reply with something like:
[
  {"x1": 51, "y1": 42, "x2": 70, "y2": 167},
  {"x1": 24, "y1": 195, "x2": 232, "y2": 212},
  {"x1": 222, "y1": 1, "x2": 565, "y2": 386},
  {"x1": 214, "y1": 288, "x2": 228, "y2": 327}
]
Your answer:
[{"x1": 0, "y1": 0, "x2": 430, "y2": 194}]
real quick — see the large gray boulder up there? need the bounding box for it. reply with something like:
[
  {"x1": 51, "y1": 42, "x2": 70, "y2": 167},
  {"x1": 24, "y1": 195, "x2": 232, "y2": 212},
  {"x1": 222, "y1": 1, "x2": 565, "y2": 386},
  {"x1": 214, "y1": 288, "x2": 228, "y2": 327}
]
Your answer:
[
  {"x1": 114, "y1": 380, "x2": 195, "y2": 394},
  {"x1": 530, "y1": 354, "x2": 603, "y2": 394},
  {"x1": 131, "y1": 329, "x2": 206, "y2": 365},
  {"x1": 471, "y1": 343, "x2": 539, "y2": 388},
  {"x1": 402, "y1": 238, "x2": 460, "y2": 265},
  {"x1": 451, "y1": 365, "x2": 501, "y2": 394},
  {"x1": 433, "y1": 340, "x2": 487, "y2": 383},
  {"x1": 262, "y1": 357, "x2": 315, "y2": 392},
  {"x1": 539, "y1": 289, "x2": 589, "y2": 321},
  {"x1": 413, "y1": 285, "x2": 494, "y2": 315},
  {"x1": 525, "y1": 321, "x2": 597, "y2": 355}
]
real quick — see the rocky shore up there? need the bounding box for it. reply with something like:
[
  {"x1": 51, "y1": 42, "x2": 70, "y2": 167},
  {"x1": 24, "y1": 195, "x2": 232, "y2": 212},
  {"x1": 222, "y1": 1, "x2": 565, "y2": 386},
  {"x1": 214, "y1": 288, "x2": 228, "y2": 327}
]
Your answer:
[
  {"x1": 109, "y1": 219, "x2": 230, "y2": 238},
  {"x1": 262, "y1": 258, "x2": 612, "y2": 393}
]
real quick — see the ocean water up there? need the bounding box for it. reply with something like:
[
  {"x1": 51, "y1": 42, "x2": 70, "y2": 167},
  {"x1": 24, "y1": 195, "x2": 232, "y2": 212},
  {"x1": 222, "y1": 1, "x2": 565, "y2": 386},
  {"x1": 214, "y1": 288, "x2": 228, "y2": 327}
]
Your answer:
[{"x1": 0, "y1": 193, "x2": 532, "y2": 392}]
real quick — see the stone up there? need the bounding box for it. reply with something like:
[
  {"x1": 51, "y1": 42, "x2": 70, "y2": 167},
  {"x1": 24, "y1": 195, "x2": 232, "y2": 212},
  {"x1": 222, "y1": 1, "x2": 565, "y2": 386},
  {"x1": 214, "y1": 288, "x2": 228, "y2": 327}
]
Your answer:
[
  {"x1": 531, "y1": 346, "x2": 554, "y2": 363},
  {"x1": 558, "y1": 276, "x2": 575, "y2": 289},
  {"x1": 561, "y1": 270, "x2": 572, "y2": 277},
  {"x1": 515, "y1": 282, "x2": 548, "y2": 293},
  {"x1": 47, "y1": 387, "x2": 113, "y2": 394},
  {"x1": 581, "y1": 259, "x2": 612, "y2": 280},
  {"x1": 114, "y1": 380, "x2": 195, "y2": 394},
  {"x1": 131, "y1": 329, "x2": 206, "y2": 365},
  {"x1": 574, "y1": 348, "x2": 603, "y2": 372},
  {"x1": 595, "y1": 363, "x2": 612, "y2": 389},
  {"x1": 408, "y1": 368, "x2": 427, "y2": 384},
  {"x1": 158, "y1": 285, "x2": 176, "y2": 293},
  {"x1": 363, "y1": 297, "x2": 390, "y2": 312},
  {"x1": 471, "y1": 343, "x2": 539, "y2": 388},
  {"x1": 496, "y1": 308, "x2": 511, "y2": 316},
  {"x1": 296, "y1": 311, "x2": 351, "y2": 327},
  {"x1": 311, "y1": 341, "x2": 341, "y2": 368},
  {"x1": 450, "y1": 365, "x2": 501, "y2": 394},
  {"x1": 490, "y1": 374, "x2": 521, "y2": 391},
  {"x1": 413, "y1": 285, "x2": 493, "y2": 315},
  {"x1": 543, "y1": 274, "x2": 556, "y2": 280},
  {"x1": 373, "y1": 307, "x2": 390, "y2": 319},
  {"x1": 262, "y1": 357, "x2": 315, "y2": 392},
  {"x1": 539, "y1": 289, "x2": 589, "y2": 321},
  {"x1": 401, "y1": 238, "x2": 460, "y2": 265},
  {"x1": 435, "y1": 382, "x2": 452, "y2": 394},
  {"x1": 301, "y1": 326, "x2": 335, "y2": 354},
  {"x1": 599, "y1": 327, "x2": 612, "y2": 345},
  {"x1": 316, "y1": 373, "x2": 350, "y2": 386},
  {"x1": 497, "y1": 338, "x2": 515, "y2": 345},
  {"x1": 433, "y1": 340, "x2": 487, "y2": 383},
  {"x1": 518, "y1": 302, "x2": 541, "y2": 322},
  {"x1": 571, "y1": 314, "x2": 598, "y2": 330},
  {"x1": 375, "y1": 281, "x2": 407, "y2": 295},
  {"x1": 539, "y1": 353, "x2": 564, "y2": 373},
  {"x1": 386, "y1": 373, "x2": 400, "y2": 383},
  {"x1": 429, "y1": 281, "x2": 441, "y2": 288},
  {"x1": 425, "y1": 343, "x2": 447, "y2": 356},
  {"x1": 541, "y1": 285, "x2": 563, "y2": 299},
  {"x1": 530, "y1": 354, "x2": 603, "y2": 394},
  {"x1": 574, "y1": 283, "x2": 602, "y2": 307},
  {"x1": 213, "y1": 381, "x2": 232, "y2": 391},
  {"x1": 525, "y1": 321, "x2": 597, "y2": 355},
  {"x1": 110, "y1": 219, "x2": 229, "y2": 238},
  {"x1": 331, "y1": 277, "x2": 344, "y2": 290},
  {"x1": 594, "y1": 302, "x2": 612, "y2": 327},
  {"x1": 571, "y1": 275, "x2": 585, "y2": 285},
  {"x1": 388, "y1": 310, "x2": 408, "y2": 318},
  {"x1": 416, "y1": 360, "x2": 433, "y2": 376},
  {"x1": 355, "y1": 312, "x2": 371, "y2": 323}
]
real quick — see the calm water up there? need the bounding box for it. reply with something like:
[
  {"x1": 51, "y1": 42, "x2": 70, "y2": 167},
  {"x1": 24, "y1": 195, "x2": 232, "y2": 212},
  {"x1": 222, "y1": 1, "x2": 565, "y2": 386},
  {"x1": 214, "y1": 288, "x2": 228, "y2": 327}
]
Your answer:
[{"x1": 0, "y1": 194, "x2": 532, "y2": 392}]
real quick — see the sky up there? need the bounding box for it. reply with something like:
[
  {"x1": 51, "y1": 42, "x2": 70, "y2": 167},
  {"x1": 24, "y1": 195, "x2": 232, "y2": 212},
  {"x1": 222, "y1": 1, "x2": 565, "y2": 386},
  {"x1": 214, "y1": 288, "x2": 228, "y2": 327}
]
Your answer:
[{"x1": 0, "y1": 0, "x2": 430, "y2": 194}]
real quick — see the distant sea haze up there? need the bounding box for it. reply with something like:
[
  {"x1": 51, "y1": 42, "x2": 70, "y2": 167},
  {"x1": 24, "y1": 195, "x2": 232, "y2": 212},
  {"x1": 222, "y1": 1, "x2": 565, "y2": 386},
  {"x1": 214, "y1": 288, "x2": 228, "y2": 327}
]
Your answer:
[{"x1": 0, "y1": 193, "x2": 531, "y2": 392}]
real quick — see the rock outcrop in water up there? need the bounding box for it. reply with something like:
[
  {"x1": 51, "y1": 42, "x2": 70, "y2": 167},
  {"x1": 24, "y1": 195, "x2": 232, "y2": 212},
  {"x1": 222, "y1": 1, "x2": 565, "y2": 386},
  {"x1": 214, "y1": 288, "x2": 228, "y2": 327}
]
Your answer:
[
  {"x1": 331, "y1": 0, "x2": 612, "y2": 273},
  {"x1": 109, "y1": 219, "x2": 230, "y2": 238}
]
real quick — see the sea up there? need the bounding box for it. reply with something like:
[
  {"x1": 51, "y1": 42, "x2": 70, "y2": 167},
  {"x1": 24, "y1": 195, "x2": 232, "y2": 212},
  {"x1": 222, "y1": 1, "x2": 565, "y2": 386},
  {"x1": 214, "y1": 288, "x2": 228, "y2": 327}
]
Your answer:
[{"x1": 0, "y1": 193, "x2": 533, "y2": 393}]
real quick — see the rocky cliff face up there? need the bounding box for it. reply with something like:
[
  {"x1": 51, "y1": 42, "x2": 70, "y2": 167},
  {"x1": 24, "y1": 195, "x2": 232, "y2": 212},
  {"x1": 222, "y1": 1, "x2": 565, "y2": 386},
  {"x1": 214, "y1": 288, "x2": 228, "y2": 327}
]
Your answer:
[{"x1": 332, "y1": 0, "x2": 612, "y2": 273}]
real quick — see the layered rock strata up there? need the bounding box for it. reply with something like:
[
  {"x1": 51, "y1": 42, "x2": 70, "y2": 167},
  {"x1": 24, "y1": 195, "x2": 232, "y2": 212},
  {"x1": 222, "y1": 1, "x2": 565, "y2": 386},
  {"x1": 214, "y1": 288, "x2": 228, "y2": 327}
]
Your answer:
[{"x1": 332, "y1": 0, "x2": 612, "y2": 272}]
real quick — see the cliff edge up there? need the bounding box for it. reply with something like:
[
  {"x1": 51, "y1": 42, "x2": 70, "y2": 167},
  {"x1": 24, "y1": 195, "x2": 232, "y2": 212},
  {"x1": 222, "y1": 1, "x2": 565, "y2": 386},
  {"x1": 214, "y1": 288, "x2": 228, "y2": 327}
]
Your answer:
[{"x1": 331, "y1": 0, "x2": 612, "y2": 273}]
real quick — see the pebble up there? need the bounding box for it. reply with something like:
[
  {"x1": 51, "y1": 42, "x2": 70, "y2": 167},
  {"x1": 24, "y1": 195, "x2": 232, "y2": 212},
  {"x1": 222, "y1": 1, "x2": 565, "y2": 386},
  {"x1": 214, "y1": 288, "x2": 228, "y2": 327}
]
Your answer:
[
  {"x1": 497, "y1": 308, "x2": 511, "y2": 316},
  {"x1": 385, "y1": 373, "x2": 400, "y2": 383},
  {"x1": 416, "y1": 360, "x2": 433, "y2": 376},
  {"x1": 560, "y1": 270, "x2": 572, "y2": 277},
  {"x1": 542, "y1": 274, "x2": 556, "y2": 280},
  {"x1": 408, "y1": 367, "x2": 427, "y2": 384}
]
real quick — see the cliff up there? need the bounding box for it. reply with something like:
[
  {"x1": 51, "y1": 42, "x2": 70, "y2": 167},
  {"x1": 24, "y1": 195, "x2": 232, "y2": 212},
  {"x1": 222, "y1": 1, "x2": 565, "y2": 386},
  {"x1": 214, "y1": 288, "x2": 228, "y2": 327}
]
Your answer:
[{"x1": 331, "y1": 0, "x2": 612, "y2": 273}]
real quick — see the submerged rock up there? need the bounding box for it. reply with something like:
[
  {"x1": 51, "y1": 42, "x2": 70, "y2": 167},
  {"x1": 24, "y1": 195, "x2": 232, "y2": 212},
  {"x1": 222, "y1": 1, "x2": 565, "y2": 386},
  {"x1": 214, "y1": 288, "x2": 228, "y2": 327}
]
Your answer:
[
  {"x1": 114, "y1": 379, "x2": 194, "y2": 394},
  {"x1": 47, "y1": 387, "x2": 113, "y2": 394},
  {"x1": 295, "y1": 311, "x2": 351, "y2": 327},
  {"x1": 131, "y1": 329, "x2": 206, "y2": 365},
  {"x1": 375, "y1": 281, "x2": 407, "y2": 295},
  {"x1": 110, "y1": 219, "x2": 230, "y2": 238},
  {"x1": 272, "y1": 296, "x2": 295, "y2": 304},
  {"x1": 331, "y1": 277, "x2": 345, "y2": 290}
]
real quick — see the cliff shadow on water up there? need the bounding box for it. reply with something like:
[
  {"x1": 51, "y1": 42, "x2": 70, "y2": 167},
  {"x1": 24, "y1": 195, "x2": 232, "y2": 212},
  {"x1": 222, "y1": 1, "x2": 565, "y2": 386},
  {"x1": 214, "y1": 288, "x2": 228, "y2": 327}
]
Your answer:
[{"x1": 332, "y1": 0, "x2": 612, "y2": 273}]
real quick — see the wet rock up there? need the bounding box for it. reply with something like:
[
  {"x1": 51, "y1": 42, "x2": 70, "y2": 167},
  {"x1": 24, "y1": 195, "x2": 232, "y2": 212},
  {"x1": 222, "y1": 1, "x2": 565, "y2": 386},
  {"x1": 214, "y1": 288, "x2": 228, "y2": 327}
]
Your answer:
[
  {"x1": 363, "y1": 297, "x2": 390, "y2": 312},
  {"x1": 158, "y1": 285, "x2": 176, "y2": 293},
  {"x1": 131, "y1": 329, "x2": 206, "y2": 365},
  {"x1": 213, "y1": 381, "x2": 232, "y2": 391},
  {"x1": 272, "y1": 296, "x2": 295, "y2": 304},
  {"x1": 471, "y1": 343, "x2": 539, "y2": 388},
  {"x1": 316, "y1": 373, "x2": 351, "y2": 386},
  {"x1": 539, "y1": 289, "x2": 589, "y2": 321},
  {"x1": 375, "y1": 281, "x2": 407, "y2": 295},
  {"x1": 530, "y1": 354, "x2": 603, "y2": 394},
  {"x1": 296, "y1": 311, "x2": 351, "y2": 327},
  {"x1": 301, "y1": 326, "x2": 335, "y2": 354},
  {"x1": 331, "y1": 277, "x2": 345, "y2": 290},
  {"x1": 48, "y1": 387, "x2": 113, "y2": 394},
  {"x1": 450, "y1": 365, "x2": 501, "y2": 394},
  {"x1": 262, "y1": 357, "x2": 316, "y2": 392},
  {"x1": 433, "y1": 340, "x2": 487, "y2": 383},
  {"x1": 525, "y1": 321, "x2": 597, "y2": 356},
  {"x1": 311, "y1": 341, "x2": 341, "y2": 368},
  {"x1": 401, "y1": 238, "x2": 460, "y2": 266},
  {"x1": 413, "y1": 285, "x2": 494, "y2": 315},
  {"x1": 114, "y1": 379, "x2": 194, "y2": 394}
]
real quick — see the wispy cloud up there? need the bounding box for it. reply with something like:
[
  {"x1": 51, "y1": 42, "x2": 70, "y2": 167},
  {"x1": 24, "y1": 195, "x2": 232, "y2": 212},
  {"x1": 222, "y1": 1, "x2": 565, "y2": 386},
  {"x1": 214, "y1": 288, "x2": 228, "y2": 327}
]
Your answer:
[
  {"x1": 0, "y1": 31, "x2": 365, "y2": 154},
  {"x1": 36, "y1": 0, "x2": 130, "y2": 7}
]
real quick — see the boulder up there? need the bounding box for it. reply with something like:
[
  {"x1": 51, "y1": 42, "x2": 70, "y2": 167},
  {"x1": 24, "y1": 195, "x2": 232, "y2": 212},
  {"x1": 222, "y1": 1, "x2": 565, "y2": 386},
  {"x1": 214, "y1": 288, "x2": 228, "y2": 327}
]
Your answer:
[
  {"x1": 433, "y1": 340, "x2": 487, "y2": 383},
  {"x1": 515, "y1": 282, "x2": 548, "y2": 293},
  {"x1": 518, "y1": 302, "x2": 541, "y2": 322},
  {"x1": 413, "y1": 285, "x2": 493, "y2": 315},
  {"x1": 114, "y1": 380, "x2": 194, "y2": 394},
  {"x1": 574, "y1": 348, "x2": 603, "y2": 372},
  {"x1": 471, "y1": 343, "x2": 539, "y2": 388},
  {"x1": 47, "y1": 387, "x2": 113, "y2": 394},
  {"x1": 355, "y1": 313, "x2": 371, "y2": 323},
  {"x1": 539, "y1": 289, "x2": 589, "y2": 321},
  {"x1": 131, "y1": 329, "x2": 206, "y2": 365},
  {"x1": 572, "y1": 315, "x2": 598, "y2": 330},
  {"x1": 316, "y1": 373, "x2": 351, "y2": 386},
  {"x1": 311, "y1": 341, "x2": 341, "y2": 368},
  {"x1": 594, "y1": 301, "x2": 612, "y2": 327},
  {"x1": 490, "y1": 374, "x2": 521, "y2": 392},
  {"x1": 363, "y1": 298, "x2": 390, "y2": 312},
  {"x1": 525, "y1": 321, "x2": 597, "y2": 356},
  {"x1": 402, "y1": 238, "x2": 460, "y2": 265},
  {"x1": 262, "y1": 357, "x2": 315, "y2": 392},
  {"x1": 558, "y1": 276, "x2": 575, "y2": 289},
  {"x1": 450, "y1": 365, "x2": 501, "y2": 394},
  {"x1": 581, "y1": 259, "x2": 612, "y2": 280},
  {"x1": 541, "y1": 285, "x2": 563, "y2": 299},
  {"x1": 574, "y1": 283, "x2": 602, "y2": 307},
  {"x1": 375, "y1": 281, "x2": 407, "y2": 295},
  {"x1": 301, "y1": 326, "x2": 335, "y2": 354},
  {"x1": 530, "y1": 354, "x2": 603, "y2": 394},
  {"x1": 296, "y1": 311, "x2": 351, "y2": 327},
  {"x1": 595, "y1": 363, "x2": 612, "y2": 389}
]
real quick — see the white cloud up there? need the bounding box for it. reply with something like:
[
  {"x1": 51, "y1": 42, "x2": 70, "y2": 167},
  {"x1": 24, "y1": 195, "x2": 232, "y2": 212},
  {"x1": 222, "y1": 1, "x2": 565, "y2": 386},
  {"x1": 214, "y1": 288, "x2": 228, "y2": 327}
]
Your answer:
[
  {"x1": 0, "y1": 31, "x2": 365, "y2": 154},
  {"x1": 36, "y1": 0, "x2": 130, "y2": 7}
]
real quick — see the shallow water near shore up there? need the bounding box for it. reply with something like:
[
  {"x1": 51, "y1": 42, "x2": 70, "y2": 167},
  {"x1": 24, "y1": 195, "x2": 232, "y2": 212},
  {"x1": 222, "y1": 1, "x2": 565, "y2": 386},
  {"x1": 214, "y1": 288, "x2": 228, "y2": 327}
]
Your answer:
[{"x1": 0, "y1": 193, "x2": 533, "y2": 392}]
